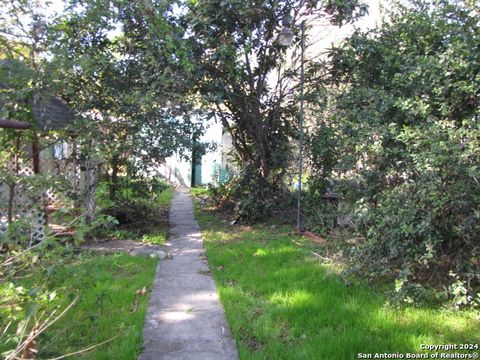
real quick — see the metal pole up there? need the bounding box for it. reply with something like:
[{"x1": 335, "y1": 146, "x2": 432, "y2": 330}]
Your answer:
[{"x1": 297, "y1": 20, "x2": 305, "y2": 233}]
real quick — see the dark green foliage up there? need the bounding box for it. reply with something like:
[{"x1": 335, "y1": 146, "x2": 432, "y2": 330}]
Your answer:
[
  {"x1": 306, "y1": 124, "x2": 338, "y2": 197},
  {"x1": 308, "y1": 0, "x2": 480, "y2": 306},
  {"x1": 184, "y1": 0, "x2": 366, "y2": 221},
  {"x1": 350, "y1": 121, "x2": 480, "y2": 306},
  {"x1": 301, "y1": 195, "x2": 338, "y2": 233},
  {"x1": 99, "y1": 179, "x2": 171, "y2": 240},
  {"x1": 43, "y1": 0, "x2": 206, "y2": 215},
  {"x1": 115, "y1": 176, "x2": 170, "y2": 202},
  {"x1": 229, "y1": 167, "x2": 282, "y2": 223}
]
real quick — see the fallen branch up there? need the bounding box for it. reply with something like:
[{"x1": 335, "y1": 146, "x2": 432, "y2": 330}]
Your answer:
[
  {"x1": 302, "y1": 231, "x2": 328, "y2": 246},
  {"x1": 49, "y1": 211, "x2": 87, "y2": 237},
  {"x1": 1, "y1": 242, "x2": 44, "y2": 267},
  {"x1": 47, "y1": 335, "x2": 120, "y2": 360},
  {"x1": 291, "y1": 239, "x2": 304, "y2": 247},
  {"x1": 6, "y1": 297, "x2": 79, "y2": 360},
  {"x1": 310, "y1": 250, "x2": 331, "y2": 262}
]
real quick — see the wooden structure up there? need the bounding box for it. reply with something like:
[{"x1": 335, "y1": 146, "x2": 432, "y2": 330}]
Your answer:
[{"x1": 0, "y1": 59, "x2": 76, "y2": 245}]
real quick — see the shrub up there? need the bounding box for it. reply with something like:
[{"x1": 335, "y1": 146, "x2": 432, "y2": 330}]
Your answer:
[
  {"x1": 116, "y1": 177, "x2": 169, "y2": 202},
  {"x1": 349, "y1": 122, "x2": 480, "y2": 307}
]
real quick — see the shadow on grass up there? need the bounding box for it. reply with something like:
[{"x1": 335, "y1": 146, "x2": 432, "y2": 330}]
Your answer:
[{"x1": 197, "y1": 211, "x2": 480, "y2": 360}]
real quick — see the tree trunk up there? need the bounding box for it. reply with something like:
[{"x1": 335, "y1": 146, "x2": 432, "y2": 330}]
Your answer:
[{"x1": 84, "y1": 159, "x2": 100, "y2": 224}]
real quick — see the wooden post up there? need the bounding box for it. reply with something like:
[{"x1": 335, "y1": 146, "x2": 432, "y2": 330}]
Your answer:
[
  {"x1": 71, "y1": 136, "x2": 81, "y2": 215},
  {"x1": 7, "y1": 134, "x2": 21, "y2": 225},
  {"x1": 0, "y1": 118, "x2": 30, "y2": 130},
  {"x1": 32, "y1": 132, "x2": 40, "y2": 174}
]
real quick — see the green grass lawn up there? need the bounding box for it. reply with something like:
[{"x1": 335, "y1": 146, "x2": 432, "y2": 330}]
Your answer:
[
  {"x1": 1, "y1": 252, "x2": 157, "y2": 359},
  {"x1": 156, "y1": 187, "x2": 174, "y2": 206},
  {"x1": 194, "y1": 207, "x2": 480, "y2": 360}
]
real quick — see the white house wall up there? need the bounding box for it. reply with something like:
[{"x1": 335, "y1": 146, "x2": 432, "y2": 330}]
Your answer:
[
  {"x1": 156, "y1": 150, "x2": 192, "y2": 187},
  {"x1": 199, "y1": 121, "x2": 223, "y2": 185},
  {"x1": 156, "y1": 120, "x2": 225, "y2": 187}
]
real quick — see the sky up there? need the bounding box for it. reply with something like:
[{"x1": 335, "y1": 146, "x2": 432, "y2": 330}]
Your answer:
[
  {"x1": 37, "y1": 0, "x2": 387, "y2": 82},
  {"x1": 308, "y1": 0, "x2": 384, "y2": 56},
  {"x1": 43, "y1": 0, "x2": 387, "y2": 33},
  {"x1": 38, "y1": 0, "x2": 388, "y2": 68}
]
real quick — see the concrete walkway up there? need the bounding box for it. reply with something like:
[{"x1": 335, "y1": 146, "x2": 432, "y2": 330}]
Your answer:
[{"x1": 139, "y1": 188, "x2": 239, "y2": 360}]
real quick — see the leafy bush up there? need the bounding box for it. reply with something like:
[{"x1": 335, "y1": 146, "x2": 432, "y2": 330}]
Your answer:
[
  {"x1": 301, "y1": 194, "x2": 339, "y2": 234},
  {"x1": 197, "y1": 167, "x2": 294, "y2": 223},
  {"x1": 99, "y1": 178, "x2": 172, "y2": 238},
  {"x1": 116, "y1": 176, "x2": 169, "y2": 202},
  {"x1": 349, "y1": 121, "x2": 480, "y2": 307},
  {"x1": 219, "y1": 166, "x2": 289, "y2": 223},
  {"x1": 306, "y1": 0, "x2": 480, "y2": 307}
]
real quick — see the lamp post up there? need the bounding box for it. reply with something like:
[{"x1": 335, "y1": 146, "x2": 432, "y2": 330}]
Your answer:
[{"x1": 278, "y1": 20, "x2": 305, "y2": 233}]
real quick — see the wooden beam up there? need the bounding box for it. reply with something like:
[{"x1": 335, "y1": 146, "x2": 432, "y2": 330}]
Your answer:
[
  {"x1": 0, "y1": 118, "x2": 30, "y2": 130},
  {"x1": 32, "y1": 132, "x2": 40, "y2": 174}
]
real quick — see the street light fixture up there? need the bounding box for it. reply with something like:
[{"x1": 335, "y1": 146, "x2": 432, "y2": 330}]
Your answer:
[
  {"x1": 277, "y1": 26, "x2": 295, "y2": 47},
  {"x1": 277, "y1": 19, "x2": 305, "y2": 233}
]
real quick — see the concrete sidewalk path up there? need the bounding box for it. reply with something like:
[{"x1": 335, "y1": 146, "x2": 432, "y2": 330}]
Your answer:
[{"x1": 139, "y1": 188, "x2": 239, "y2": 360}]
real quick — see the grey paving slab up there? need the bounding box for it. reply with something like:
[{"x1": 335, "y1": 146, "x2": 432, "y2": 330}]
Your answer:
[
  {"x1": 152, "y1": 273, "x2": 216, "y2": 291},
  {"x1": 156, "y1": 258, "x2": 208, "y2": 273},
  {"x1": 169, "y1": 225, "x2": 202, "y2": 232},
  {"x1": 166, "y1": 234, "x2": 203, "y2": 241},
  {"x1": 166, "y1": 241, "x2": 204, "y2": 251},
  {"x1": 154, "y1": 261, "x2": 209, "y2": 281},
  {"x1": 141, "y1": 338, "x2": 238, "y2": 356},
  {"x1": 147, "y1": 289, "x2": 221, "y2": 311},
  {"x1": 143, "y1": 309, "x2": 231, "y2": 340},
  {"x1": 169, "y1": 212, "x2": 197, "y2": 220},
  {"x1": 139, "y1": 188, "x2": 238, "y2": 360},
  {"x1": 170, "y1": 208, "x2": 195, "y2": 214},
  {"x1": 139, "y1": 350, "x2": 232, "y2": 360},
  {"x1": 167, "y1": 247, "x2": 205, "y2": 256},
  {"x1": 167, "y1": 253, "x2": 206, "y2": 262},
  {"x1": 168, "y1": 231, "x2": 203, "y2": 238}
]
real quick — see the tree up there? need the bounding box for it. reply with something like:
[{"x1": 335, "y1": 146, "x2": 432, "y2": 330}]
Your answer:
[
  {"x1": 47, "y1": 0, "x2": 203, "y2": 202},
  {"x1": 1, "y1": 0, "x2": 204, "y2": 226},
  {"x1": 0, "y1": 0, "x2": 60, "y2": 238},
  {"x1": 312, "y1": 0, "x2": 480, "y2": 306},
  {"x1": 183, "y1": 0, "x2": 367, "y2": 221}
]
